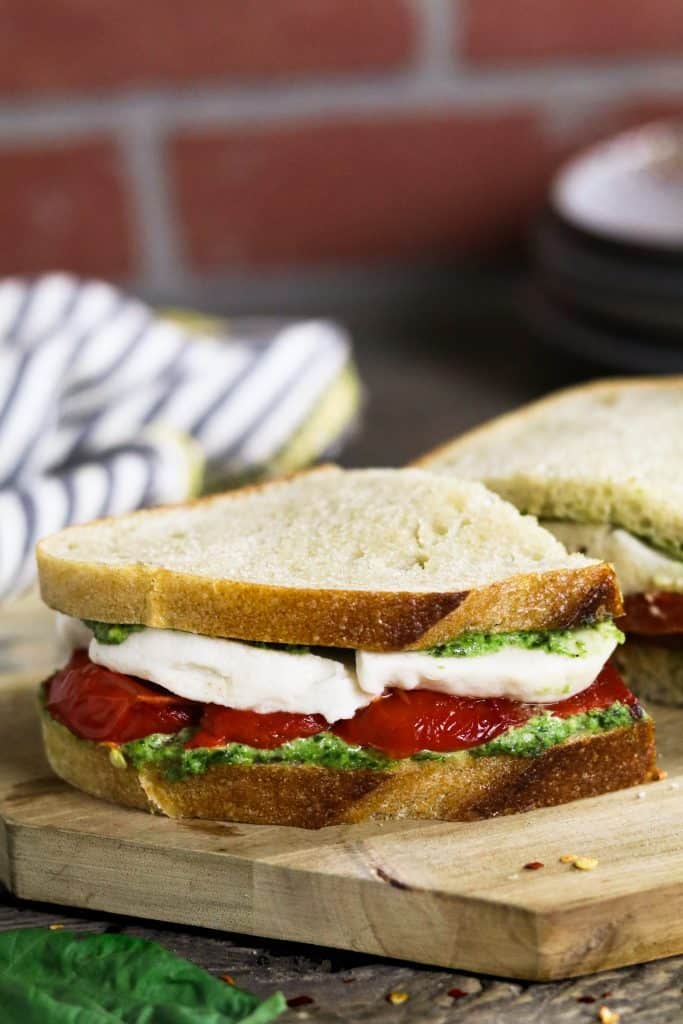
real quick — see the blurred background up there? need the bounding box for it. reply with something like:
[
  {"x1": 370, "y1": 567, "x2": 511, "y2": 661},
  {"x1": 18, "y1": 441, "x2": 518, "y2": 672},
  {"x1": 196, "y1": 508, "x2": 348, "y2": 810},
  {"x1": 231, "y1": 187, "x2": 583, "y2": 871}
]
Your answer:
[{"x1": 1, "y1": 0, "x2": 682, "y2": 464}]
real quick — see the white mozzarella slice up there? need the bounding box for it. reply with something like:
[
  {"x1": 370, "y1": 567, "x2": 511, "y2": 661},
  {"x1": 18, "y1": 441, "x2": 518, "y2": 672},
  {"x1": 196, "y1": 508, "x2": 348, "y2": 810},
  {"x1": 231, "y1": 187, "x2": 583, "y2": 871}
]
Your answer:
[
  {"x1": 88, "y1": 628, "x2": 369, "y2": 721},
  {"x1": 59, "y1": 614, "x2": 618, "y2": 720},
  {"x1": 545, "y1": 521, "x2": 683, "y2": 596},
  {"x1": 355, "y1": 626, "x2": 618, "y2": 704},
  {"x1": 55, "y1": 612, "x2": 93, "y2": 667}
]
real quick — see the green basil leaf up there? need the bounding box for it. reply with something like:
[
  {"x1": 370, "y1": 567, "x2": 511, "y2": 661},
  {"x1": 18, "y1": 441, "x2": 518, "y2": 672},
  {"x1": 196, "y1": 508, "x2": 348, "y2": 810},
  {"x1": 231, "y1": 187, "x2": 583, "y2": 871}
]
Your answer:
[{"x1": 0, "y1": 929, "x2": 285, "y2": 1023}]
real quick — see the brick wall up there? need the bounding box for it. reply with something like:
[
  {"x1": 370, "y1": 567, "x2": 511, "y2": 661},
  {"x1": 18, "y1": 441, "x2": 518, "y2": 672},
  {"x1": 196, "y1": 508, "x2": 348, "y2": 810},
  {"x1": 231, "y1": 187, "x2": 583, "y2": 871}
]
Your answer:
[{"x1": 0, "y1": 0, "x2": 680, "y2": 308}]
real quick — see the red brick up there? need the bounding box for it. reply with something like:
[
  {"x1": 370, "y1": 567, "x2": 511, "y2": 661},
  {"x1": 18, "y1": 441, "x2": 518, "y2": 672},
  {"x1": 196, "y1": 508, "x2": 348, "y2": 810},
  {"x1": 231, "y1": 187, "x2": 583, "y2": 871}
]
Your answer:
[
  {"x1": 0, "y1": 1, "x2": 414, "y2": 96},
  {"x1": 170, "y1": 113, "x2": 552, "y2": 270},
  {"x1": 464, "y1": 0, "x2": 683, "y2": 63},
  {"x1": 0, "y1": 140, "x2": 134, "y2": 278}
]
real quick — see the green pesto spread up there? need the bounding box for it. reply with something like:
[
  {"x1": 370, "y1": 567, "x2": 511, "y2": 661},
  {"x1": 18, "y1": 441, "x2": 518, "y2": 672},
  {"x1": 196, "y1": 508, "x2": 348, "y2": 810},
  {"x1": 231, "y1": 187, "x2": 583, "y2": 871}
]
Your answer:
[
  {"x1": 247, "y1": 641, "x2": 311, "y2": 655},
  {"x1": 123, "y1": 730, "x2": 393, "y2": 778},
  {"x1": 118, "y1": 701, "x2": 640, "y2": 780},
  {"x1": 84, "y1": 619, "x2": 622, "y2": 659},
  {"x1": 434, "y1": 702, "x2": 635, "y2": 758},
  {"x1": 84, "y1": 621, "x2": 145, "y2": 645},
  {"x1": 84, "y1": 620, "x2": 311, "y2": 654},
  {"x1": 428, "y1": 620, "x2": 623, "y2": 659}
]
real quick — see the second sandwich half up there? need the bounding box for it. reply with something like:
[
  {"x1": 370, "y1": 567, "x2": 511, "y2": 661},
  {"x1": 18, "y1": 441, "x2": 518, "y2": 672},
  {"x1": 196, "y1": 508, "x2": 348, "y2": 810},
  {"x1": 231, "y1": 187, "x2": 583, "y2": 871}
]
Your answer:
[
  {"x1": 36, "y1": 467, "x2": 657, "y2": 828},
  {"x1": 418, "y1": 378, "x2": 683, "y2": 706}
]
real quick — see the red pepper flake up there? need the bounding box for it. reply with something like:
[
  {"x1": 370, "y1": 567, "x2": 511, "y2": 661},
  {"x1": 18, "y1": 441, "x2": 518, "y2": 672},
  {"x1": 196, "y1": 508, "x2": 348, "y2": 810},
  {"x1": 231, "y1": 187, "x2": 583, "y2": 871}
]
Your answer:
[
  {"x1": 448, "y1": 987, "x2": 468, "y2": 999},
  {"x1": 287, "y1": 995, "x2": 314, "y2": 1008},
  {"x1": 221, "y1": 974, "x2": 235, "y2": 986},
  {"x1": 577, "y1": 995, "x2": 597, "y2": 1004},
  {"x1": 524, "y1": 861, "x2": 545, "y2": 870},
  {"x1": 602, "y1": 992, "x2": 612, "y2": 998},
  {"x1": 342, "y1": 978, "x2": 355, "y2": 984}
]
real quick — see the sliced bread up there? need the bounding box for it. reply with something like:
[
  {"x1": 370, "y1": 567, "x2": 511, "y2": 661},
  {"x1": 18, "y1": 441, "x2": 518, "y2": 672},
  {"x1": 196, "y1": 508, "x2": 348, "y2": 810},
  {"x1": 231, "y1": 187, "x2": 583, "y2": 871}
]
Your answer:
[
  {"x1": 41, "y1": 709, "x2": 656, "y2": 828},
  {"x1": 417, "y1": 377, "x2": 683, "y2": 559},
  {"x1": 37, "y1": 467, "x2": 620, "y2": 651}
]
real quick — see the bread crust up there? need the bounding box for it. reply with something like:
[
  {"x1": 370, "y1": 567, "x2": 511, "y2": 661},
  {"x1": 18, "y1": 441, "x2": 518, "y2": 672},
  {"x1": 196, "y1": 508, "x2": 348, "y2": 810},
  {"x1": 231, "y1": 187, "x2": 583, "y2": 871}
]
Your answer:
[
  {"x1": 37, "y1": 550, "x2": 621, "y2": 651},
  {"x1": 41, "y1": 711, "x2": 657, "y2": 829}
]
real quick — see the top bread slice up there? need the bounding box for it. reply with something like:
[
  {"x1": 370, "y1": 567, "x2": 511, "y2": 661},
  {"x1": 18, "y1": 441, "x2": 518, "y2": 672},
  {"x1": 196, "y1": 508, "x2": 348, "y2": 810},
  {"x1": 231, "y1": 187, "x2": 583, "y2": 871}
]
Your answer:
[
  {"x1": 418, "y1": 377, "x2": 683, "y2": 559},
  {"x1": 37, "y1": 466, "x2": 620, "y2": 651}
]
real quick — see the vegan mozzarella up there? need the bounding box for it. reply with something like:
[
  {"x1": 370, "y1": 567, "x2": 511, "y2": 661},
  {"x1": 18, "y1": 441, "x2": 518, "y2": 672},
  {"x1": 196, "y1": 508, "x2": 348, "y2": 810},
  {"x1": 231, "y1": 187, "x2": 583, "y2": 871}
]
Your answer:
[
  {"x1": 88, "y1": 628, "x2": 369, "y2": 721},
  {"x1": 356, "y1": 624, "x2": 618, "y2": 704},
  {"x1": 55, "y1": 613, "x2": 94, "y2": 668},
  {"x1": 59, "y1": 614, "x2": 618, "y2": 717},
  {"x1": 545, "y1": 522, "x2": 683, "y2": 596}
]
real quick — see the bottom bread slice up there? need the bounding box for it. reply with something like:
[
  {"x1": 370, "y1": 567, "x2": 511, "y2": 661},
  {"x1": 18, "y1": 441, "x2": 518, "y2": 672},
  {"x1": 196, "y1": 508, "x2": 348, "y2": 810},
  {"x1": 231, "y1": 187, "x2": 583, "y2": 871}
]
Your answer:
[
  {"x1": 41, "y1": 711, "x2": 657, "y2": 829},
  {"x1": 615, "y1": 641, "x2": 683, "y2": 707}
]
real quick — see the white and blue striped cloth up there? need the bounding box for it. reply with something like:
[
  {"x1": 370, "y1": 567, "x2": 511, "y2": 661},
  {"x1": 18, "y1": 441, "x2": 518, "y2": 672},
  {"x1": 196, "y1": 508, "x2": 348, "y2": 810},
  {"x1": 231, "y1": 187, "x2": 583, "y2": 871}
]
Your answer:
[{"x1": 0, "y1": 274, "x2": 355, "y2": 599}]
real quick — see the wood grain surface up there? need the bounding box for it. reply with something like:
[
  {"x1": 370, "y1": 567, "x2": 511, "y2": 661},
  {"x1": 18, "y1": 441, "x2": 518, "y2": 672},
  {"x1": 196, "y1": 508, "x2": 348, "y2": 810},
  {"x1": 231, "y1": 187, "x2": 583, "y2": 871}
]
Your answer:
[{"x1": 2, "y1": 595, "x2": 683, "y2": 984}]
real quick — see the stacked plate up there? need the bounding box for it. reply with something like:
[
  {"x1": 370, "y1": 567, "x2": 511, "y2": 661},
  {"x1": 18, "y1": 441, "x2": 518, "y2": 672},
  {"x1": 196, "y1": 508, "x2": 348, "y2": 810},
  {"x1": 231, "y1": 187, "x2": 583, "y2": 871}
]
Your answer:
[{"x1": 528, "y1": 121, "x2": 683, "y2": 371}]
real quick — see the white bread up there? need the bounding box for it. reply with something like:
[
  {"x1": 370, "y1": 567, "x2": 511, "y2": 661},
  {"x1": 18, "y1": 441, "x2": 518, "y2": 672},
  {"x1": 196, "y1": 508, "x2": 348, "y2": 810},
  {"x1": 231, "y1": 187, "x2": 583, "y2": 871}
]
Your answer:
[
  {"x1": 36, "y1": 467, "x2": 620, "y2": 651},
  {"x1": 417, "y1": 377, "x2": 683, "y2": 559},
  {"x1": 41, "y1": 708, "x2": 657, "y2": 829}
]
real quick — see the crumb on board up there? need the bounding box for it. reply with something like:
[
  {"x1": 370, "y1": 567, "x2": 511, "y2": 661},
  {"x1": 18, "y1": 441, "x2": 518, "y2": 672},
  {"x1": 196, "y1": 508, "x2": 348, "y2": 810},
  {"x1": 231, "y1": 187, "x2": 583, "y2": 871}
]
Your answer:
[
  {"x1": 48, "y1": 923, "x2": 65, "y2": 930},
  {"x1": 559, "y1": 854, "x2": 577, "y2": 864},
  {"x1": 574, "y1": 857, "x2": 599, "y2": 871},
  {"x1": 386, "y1": 990, "x2": 410, "y2": 1005},
  {"x1": 636, "y1": 790, "x2": 647, "y2": 799},
  {"x1": 598, "y1": 1006, "x2": 620, "y2": 1024}
]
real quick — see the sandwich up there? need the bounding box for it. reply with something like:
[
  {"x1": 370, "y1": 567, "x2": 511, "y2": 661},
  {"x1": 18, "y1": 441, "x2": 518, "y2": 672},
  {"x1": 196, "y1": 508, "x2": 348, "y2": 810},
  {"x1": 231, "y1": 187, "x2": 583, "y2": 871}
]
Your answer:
[
  {"x1": 36, "y1": 466, "x2": 656, "y2": 828},
  {"x1": 417, "y1": 377, "x2": 683, "y2": 705}
]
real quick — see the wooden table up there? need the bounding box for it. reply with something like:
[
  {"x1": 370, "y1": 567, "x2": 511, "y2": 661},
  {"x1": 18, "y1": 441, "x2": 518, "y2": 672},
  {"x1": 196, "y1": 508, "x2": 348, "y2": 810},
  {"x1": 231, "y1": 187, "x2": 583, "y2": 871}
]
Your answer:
[{"x1": 3, "y1": 321, "x2": 681, "y2": 1021}]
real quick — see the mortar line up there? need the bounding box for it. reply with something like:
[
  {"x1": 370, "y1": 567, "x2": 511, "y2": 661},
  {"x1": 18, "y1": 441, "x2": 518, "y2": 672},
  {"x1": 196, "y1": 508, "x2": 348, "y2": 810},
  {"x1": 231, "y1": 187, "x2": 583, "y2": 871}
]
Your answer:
[
  {"x1": 0, "y1": 59, "x2": 679, "y2": 141},
  {"x1": 117, "y1": 117, "x2": 185, "y2": 292}
]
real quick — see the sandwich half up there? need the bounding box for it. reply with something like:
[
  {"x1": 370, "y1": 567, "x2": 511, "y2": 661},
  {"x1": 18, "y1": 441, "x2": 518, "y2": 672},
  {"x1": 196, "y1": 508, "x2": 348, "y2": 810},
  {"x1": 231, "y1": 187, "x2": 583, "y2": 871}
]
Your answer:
[
  {"x1": 36, "y1": 467, "x2": 656, "y2": 828},
  {"x1": 418, "y1": 377, "x2": 683, "y2": 705}
]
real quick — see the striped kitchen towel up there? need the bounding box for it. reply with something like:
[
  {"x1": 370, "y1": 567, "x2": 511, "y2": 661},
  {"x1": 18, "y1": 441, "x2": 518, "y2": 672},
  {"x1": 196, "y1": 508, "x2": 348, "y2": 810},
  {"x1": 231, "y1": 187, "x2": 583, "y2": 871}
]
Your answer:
[{"x1": 0, "y1": 274, "x2": 360, "y2": 599}]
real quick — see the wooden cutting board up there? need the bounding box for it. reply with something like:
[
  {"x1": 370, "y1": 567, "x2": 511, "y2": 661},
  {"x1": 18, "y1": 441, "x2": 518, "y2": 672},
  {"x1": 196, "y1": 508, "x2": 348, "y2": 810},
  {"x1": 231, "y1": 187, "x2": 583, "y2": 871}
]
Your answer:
[{"x1": 2, "y1": 596, "x2": 683, "y2": 982}]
